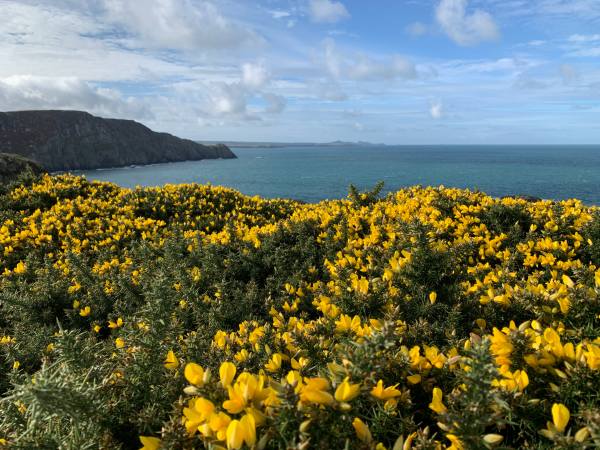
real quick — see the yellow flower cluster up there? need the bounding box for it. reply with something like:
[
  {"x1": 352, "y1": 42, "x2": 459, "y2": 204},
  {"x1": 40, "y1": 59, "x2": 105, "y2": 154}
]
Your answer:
[
  {"x1": 1, "y1": 174, "x2": 295, "y2": 276},
  {"x1": 1, "y1": 175, "x2": 599, "y2": 449},
  {"x1": 174, "y1": 359, "x2": 409, "y2": 450}
]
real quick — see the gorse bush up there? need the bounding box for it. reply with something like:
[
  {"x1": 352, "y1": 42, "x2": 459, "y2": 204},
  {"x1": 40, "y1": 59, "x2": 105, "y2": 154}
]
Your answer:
[{"x1": 0, "y1": 174, "x2": 599, "y2": 449}]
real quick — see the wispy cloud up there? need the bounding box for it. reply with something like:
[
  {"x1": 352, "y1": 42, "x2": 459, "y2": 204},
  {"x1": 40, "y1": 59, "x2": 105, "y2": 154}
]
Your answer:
[
  {"x1": 323, "y1": 39, "x2": 417, "y2": 81},
  {"x1": 308, "y1": 0, "x2": 350, "y2": 24},
  {"x1": 269, "y1": 10, "x2": 292, "y2": 20},
  {"x1": 435, "y1": 0, "x2": 500, "y2": 46},
  {"x1": 430, "y1": 100, "x2": 443, "y2": 118},
  {"x1": 568, "y1": 34, "x2": 600, "y2": 43},
  {"x1": 241, "y1": 62, "x2": 270, "y2": 89},
  {"x1": 0, "y1": 0, "x2": 599, "y2": 143},
  {"x1": 104, "y1": 0, "x2": 262, "y2": 51},
  {"x1": 563, "y1": 34, "x2": 600, "y2": 58}
]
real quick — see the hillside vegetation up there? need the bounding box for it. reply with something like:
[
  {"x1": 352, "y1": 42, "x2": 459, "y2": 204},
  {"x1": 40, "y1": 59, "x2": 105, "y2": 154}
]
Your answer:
[
  {"x1": 0, "y1": 174, "x2": 599, "y2": 449},
  {"x1": 0, "y1": 153, "x2": 44, "y2": 184}
]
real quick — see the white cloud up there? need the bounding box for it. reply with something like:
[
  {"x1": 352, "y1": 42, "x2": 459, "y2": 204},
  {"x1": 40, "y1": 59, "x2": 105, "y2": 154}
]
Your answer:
[
  {"x1": 209, "y1": 82, "x2": 248, "y2": 116},
  {"x1": 323, "y1": 39, "x2": 343, "y2": 78},
  {"x1": 4, "y1": 0, "x2": 597, "y2": 143},
  {"x1": 0, "y1": 1, "x2": 202, "y2": 81},
  {"x1": 430, "y1": 101, "x2": 443, "y2": 119},
  {"x1": 309, "y1": 0, "x2": 350, "y2": 23},
  {"x1": 0, "y1": 75, "x2": 150, "y2": 118},
  {"x1": 202, "y1": 68, "x2": 283, "y2": 119},
  {"x1": 269, "y1": 10, "x2": 292, "y2": 20},
  {"x1": 242, "y1": 62, "x2": 270, "y2": 89},
  {"x1": 527, "y1": 40, "x2": 547, "y2": 47},
  {"x1": 323, "y1": 39, "x2": 416, "y2": 81},
  {"x1": 263, "y1": 93, "x2": 286, "y2": 113},
  {"x1": 328, "y1": 29, "x2": 359, "y2": 38},
  {"x1": 443, "y1": 57, "x2": 540, "y2": 75},
  {"x1": 435, "y1": 0, "x2": 499, "y2": 46},
  {"x1": 348, "y1": 55, "x2": 416, "y2": 81},
  {"x1": 531, "y1": 0, "x2": 600, "y2": 19},
  {"x1": 406, "y1": 22, "x2": 428, "y2": 37},
  {"x1": 474, "y1": 0, "x2": 600, "y2": 22},
  {"x1": 568, "y1": 47, "x2": 600, "y2": 57},
  {"x1": 565, "y1": 34, "x2": 600, "y2": 58},
  {"x1": 103, "y1": 0, "x2": 260, "y2": 51},
  {"x1": 568, "y1": 34, "x2": 600, "y2": 43}
]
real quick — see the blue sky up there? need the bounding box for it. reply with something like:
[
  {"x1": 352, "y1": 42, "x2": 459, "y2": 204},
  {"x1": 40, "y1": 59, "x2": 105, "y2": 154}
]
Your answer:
[{"x1": 1, "y1": 0, "x2": 599, "y2": 143}]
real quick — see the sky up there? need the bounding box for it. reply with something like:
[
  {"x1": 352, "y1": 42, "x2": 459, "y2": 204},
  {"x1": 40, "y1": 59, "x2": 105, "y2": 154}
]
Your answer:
[{"x1": 1, "y1": 0, "x2": 599, "y2": 144}]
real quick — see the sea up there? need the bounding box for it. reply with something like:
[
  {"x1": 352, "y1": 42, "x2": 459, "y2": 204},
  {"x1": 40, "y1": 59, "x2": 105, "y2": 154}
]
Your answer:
[{"x1": 78, "y1": 145, "x2": 600, "y2": 205}]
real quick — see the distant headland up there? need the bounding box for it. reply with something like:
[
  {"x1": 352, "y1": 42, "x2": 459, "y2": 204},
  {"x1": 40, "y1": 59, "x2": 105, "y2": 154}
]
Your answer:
[
  {"x1": 198, "y1": 140, "x2": 386, "y2": 148},
  {"x1": 0, "y1": 110, "x2": 236, "y2": 172}
]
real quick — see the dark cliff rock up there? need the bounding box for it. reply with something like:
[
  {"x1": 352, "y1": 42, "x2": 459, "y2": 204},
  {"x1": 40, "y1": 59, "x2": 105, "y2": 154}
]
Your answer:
[
  {"x1": 0, "y1": 153, "x2": 45, "y2": 184},
  {"x1": 0, "y1": 110, "x2": 236, "y2": 171}
]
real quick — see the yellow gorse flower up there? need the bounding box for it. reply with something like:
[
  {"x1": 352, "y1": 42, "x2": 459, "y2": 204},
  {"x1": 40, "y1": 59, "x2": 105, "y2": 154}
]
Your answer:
[
  {"x1": 446, "y1": 433, "x2": 464, "y2": 450},
  {"x1": 139, "y1": 436, "x2": 161, "y2": 450},
  {"x1": 219, "y1": 362, "x2": 237, "y2": 387},
  {"x1": 184, "y1": 363, "x2": 205, "y2": 386},
  {"x1": 226, "y1": 420, "x2": 244, "y2": 449},
  {"x1": 551, "y1": 403, "x2": 570, "y2": 433},
  {"x1": 164, "y1": 350, "x2": 179, "y2": 370},
  {"x1": 352, "y1": 417, "x2": 372, "y2": 443},
  {"x1": 429, "y1": 291, "x2": 437, "y2": 304},
  {"x1": 109, "y1": 317, "x2": 124, "y2": 328},
  {"x1": 334, "y1": 378, "x2": 361, "y2": 402},
  {"x1": 224, "y1": 415, "x2": 256, "y2": 450},
  {"x1": 300, "y1": 377, "x2": 334, "y2": 405},
  {"x1": 264, "y1": 353, "x2": 284, "y2": 372},
  {"x1": 429, "y1": 387, "x2": 447, "y2": 414},
  {"x1": 240, "y1": 414, "x2": 256, "y2": 446},
  {"x1": 370, "y1": 380, "x2": 401, "y2": 400},
  {"x1": 13, "y1": 261, "x2": 26, "y2": 275}
]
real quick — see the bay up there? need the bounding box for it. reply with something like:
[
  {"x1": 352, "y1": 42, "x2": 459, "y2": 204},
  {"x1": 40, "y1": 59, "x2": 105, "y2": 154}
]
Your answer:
[{"x1": 78, "y1": 145, "x2": 600, "y2": 204}]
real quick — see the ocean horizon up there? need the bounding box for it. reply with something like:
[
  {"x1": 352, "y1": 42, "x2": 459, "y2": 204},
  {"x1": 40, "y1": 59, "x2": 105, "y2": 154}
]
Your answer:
[{"x1": 78, "y1": 144, "x2": 600, "y2": 204}]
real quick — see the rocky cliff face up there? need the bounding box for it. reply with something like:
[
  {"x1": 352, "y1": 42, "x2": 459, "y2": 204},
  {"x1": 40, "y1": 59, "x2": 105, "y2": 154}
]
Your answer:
[
  {"x1": 0, "y1": 110, "x2": 236, "y2": 171},
  {"x1": 0, "y1": 153, "x2": 45, "y2": 184}
]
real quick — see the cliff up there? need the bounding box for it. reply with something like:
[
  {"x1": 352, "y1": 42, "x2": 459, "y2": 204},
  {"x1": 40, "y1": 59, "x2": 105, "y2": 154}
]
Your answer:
[
  {"x1": 0, "y1": 110, "x2": 236, "y2": 171},
  {"x1": 0, "y1": 153, "x2": 45, "y2": 184}
]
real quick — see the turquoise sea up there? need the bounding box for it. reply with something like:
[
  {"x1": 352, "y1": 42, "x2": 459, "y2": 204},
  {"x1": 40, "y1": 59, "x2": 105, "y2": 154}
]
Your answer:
[{"x1": 79, "y1": 145, "x2": 600, "y2": 204}]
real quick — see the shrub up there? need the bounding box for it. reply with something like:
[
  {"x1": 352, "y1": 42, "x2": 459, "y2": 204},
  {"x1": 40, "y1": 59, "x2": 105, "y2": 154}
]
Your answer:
[{"x1": 0, "y1": 175, "x2": 599, "y2": 449}]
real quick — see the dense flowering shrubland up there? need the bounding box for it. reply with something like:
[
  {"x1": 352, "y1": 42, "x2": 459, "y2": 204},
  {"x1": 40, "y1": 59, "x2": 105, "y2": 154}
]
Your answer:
[{"x1": 0, "y1": 173, "x2": 599, "y2": 449}]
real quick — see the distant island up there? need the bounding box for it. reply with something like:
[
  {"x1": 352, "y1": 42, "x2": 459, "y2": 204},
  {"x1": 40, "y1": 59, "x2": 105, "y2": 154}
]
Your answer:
[
  {"x1": 198, "y1": 140, "x2": 386, "y2": 148},
  {"x1": 0, "y1": 110, "x2": 236, "y2": 172}
]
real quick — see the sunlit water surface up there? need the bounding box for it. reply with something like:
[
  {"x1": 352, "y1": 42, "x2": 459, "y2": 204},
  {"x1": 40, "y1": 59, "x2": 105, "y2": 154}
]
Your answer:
[{"x1": 78, "y1": 145, "x2": 600, "y2": 204}]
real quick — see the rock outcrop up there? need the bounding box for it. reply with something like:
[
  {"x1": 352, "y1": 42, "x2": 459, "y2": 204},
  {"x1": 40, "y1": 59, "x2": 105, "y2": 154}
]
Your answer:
[
  {"x1": 0, "y1": 110, "x2": 236, "y2": 171},
  {"x1": 0, "y1": 153, "x2": 45, "y2": 184}
]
